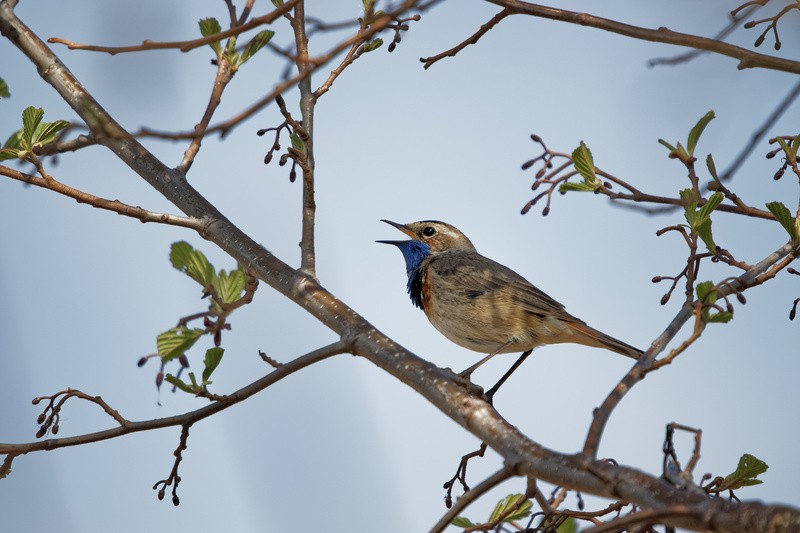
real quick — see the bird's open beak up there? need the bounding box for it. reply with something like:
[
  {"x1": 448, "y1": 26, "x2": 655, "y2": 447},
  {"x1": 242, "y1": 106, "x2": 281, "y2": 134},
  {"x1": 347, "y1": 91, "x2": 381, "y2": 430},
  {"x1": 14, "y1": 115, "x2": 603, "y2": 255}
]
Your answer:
[{"x1": 378, "y1": 219, "x2": 417, "y2": 242}]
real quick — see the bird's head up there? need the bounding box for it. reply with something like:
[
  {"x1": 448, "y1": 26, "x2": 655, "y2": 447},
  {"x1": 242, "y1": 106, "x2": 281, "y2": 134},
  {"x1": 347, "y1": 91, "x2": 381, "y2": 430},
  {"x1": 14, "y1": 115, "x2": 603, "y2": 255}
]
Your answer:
[
  {"x1": 377, "y1": 220, "x2": 476, "y2": 254},
  {"x1": 378, "y1": 220, "x2": 476, "y2": 277}
]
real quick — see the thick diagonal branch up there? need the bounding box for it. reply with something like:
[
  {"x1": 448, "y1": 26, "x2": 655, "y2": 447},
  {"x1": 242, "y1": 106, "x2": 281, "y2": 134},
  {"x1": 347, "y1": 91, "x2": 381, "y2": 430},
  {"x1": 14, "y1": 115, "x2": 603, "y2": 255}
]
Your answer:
[{"x1": 2, "y1": 2, "x2": 800, "y2": 530}]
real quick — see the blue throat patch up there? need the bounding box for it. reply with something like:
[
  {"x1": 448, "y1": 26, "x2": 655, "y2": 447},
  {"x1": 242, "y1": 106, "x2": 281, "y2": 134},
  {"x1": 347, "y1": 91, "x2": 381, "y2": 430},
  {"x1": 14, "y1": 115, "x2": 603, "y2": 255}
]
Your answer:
[{"x1": 391, "y1": 240, "x2": 430, "y2": 310}]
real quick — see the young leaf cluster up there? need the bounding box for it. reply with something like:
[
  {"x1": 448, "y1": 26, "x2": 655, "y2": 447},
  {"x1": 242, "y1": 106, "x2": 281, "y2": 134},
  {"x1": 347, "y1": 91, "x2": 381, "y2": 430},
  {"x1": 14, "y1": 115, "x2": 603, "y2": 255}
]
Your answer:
[
  {"x1": 198, "y1": 17, "x2": 275, "y2": 69},
  {"x1": 169, "y1": 241, "x2": 247, "y2": 314},
  {"x1": 658, "y1": 110, "x2": 715, "y2": 163},
  {"x1": 452, "y1": 494, "x2": 532, "y2": 529},
  {"x1": 680, "y1": 189, "x2": 724, "y2": 252},
  {"x1": 766, "y1": 201, "x2": 800, "y2": 244},
  {"x1": 165, "y1": 347, "x2": 225, "y2": 395},
  {"x1": 559, "y1": 141, "x2": 601, "y2": 193},
  {"x1": 0, "y1": 106, "x2": 68, "y2": 162},
  {"x1": 696, "y1": 281, "x2": 733, "y2": 323},
  {"x1": 721, "y1": 453, "x2": 769, "y2": 490},
  {"x1": 0, "y1": 77, "x2": 9, "y2": 98},
  {"x1": 153, "y1": 242, "x2": 252, "y2": 396}
]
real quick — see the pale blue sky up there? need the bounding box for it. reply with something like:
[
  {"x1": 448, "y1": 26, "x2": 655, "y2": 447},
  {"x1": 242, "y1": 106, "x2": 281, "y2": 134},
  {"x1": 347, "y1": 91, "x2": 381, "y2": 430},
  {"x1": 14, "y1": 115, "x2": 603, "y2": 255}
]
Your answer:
[{"x1": 2, "y1": 1, "x2": 799, "y2": 531}]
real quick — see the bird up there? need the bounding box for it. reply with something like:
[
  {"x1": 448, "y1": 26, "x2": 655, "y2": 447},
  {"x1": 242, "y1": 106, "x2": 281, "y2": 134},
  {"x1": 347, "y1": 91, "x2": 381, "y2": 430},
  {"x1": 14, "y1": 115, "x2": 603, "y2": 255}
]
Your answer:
[{"x1": 378, "y1": 219, "x2": 642, "y2": 398}]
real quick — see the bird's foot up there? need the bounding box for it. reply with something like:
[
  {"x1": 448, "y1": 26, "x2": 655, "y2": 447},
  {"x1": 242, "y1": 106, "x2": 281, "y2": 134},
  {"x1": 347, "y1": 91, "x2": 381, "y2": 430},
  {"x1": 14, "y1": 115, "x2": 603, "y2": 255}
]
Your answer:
[{"x1": 445, "y1": 367, "x2": 484, "y2": 397}]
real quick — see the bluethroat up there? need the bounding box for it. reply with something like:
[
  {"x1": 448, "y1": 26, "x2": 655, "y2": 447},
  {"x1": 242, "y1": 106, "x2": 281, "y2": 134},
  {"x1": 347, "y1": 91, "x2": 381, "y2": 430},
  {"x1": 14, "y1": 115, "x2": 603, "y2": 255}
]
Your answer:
[{"x1": 378, "y1": 220, "x2": 642, "y2": 398}]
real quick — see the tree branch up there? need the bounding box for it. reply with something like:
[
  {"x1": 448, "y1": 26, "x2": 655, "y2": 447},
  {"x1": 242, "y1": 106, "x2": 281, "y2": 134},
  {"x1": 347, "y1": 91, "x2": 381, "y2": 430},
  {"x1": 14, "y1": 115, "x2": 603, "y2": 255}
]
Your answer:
[
  {"x1": 431, "y1": 466, "x2": 515, "y2": 532},
  {"x1": 292, "y1": 0, "x2": 317, "y2": 277},
  {"x1": 0, "y1": 341, "x2": 348, "y2": 455},
  {"x1": 4, "y1": 2, "x2": 800, "y2": 530},
  {"x1": 486, "y1": 0, "x2": 800, "y2": 74},
  {"x1": 583, "y1": 241, "x2": 797, "y2": 460},
  {"x1": 420, "y1": 8, "x2": 510, "y2": 69},
  {"x1": 46, "y1": 1, "x2": 298, "y2": 54},
  {"x1": 0, "y1": 164, "x2": 208, "y2": 230}
]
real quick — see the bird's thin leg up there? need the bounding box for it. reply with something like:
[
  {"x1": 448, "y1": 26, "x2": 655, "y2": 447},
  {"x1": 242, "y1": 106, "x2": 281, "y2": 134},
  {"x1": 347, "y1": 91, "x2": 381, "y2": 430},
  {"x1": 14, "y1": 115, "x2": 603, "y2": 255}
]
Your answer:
[
  {"x1": 484, "y1": 349, "x2": 533, "y2": 404},
  {"x1": 458, "y1": 340, "x2": 513, "y2": 380}
]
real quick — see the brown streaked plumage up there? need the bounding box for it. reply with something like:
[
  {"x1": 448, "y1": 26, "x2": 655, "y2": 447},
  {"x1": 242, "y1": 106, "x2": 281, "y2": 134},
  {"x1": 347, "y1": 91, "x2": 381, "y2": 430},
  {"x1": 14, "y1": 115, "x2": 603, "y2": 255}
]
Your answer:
[{"x1": 379, "y1": 219, "x2": 642, "y2": 363}]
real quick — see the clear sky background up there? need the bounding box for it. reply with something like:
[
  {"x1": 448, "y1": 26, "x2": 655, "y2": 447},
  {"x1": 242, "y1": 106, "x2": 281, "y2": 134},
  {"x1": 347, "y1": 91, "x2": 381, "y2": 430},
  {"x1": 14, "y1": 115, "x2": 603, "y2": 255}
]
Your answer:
[{"x1": 2, "y1": 1, "x2": 799, "y2": 532}]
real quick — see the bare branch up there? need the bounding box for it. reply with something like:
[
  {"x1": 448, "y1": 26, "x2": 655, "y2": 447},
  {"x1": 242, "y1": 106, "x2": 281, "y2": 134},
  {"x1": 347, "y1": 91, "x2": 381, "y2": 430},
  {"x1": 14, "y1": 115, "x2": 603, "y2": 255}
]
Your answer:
[
  {"x1": 0, "y1": 341, "x2": 347, "y2": 455},
  {"x1": 719, "y1": 78, "x2": 800, "y2": 181},
  {"x1": 176, "y1": 46, "x2": 235, "y2": 173},
  {"x1": 0, "y1": 164, "x2": 207, "y2": 230},
  {"x1": 421, "y1": 8, "x2": 510, "y2": 69},
  {"x1": 46, "y1": 1, "x2": 298, "y2": 55},
  {"x1": 292, "y1": 0, "x2": 317, "y2": 277},
  {"x1": 648, "y1": 4, "x2": 761, "y2": 67},
  {"x1": 431, "y1": 465, "x2": 514, "y2": 533},
  {"x1": 583, "y1": 241, "x2": 797, "y2": 459},
  {"x1": 487, "y1": 0, "x2": 800, "y2": 74}
]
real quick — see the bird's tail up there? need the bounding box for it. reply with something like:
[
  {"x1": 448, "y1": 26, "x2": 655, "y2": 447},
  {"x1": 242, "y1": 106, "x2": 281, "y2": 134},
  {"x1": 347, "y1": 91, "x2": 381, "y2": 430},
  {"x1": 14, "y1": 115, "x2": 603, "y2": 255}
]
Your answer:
[{"x1": 570, "y1": 322, "x2": 643, "y2": 360}]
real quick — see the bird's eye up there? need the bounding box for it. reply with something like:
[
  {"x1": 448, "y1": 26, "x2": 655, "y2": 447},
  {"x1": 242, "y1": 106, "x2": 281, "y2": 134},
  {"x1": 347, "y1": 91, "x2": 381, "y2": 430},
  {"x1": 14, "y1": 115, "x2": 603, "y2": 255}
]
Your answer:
[{"x1": 422, "y1": 226, "x2": 436, "y2": 237}]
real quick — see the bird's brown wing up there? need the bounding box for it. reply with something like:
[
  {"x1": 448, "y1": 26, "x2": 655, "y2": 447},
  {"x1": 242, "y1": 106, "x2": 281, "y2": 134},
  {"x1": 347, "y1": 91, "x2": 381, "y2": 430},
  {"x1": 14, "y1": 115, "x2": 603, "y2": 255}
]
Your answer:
[{"x1": 429, "y1": 250, "x2": 572, "y2": 318}]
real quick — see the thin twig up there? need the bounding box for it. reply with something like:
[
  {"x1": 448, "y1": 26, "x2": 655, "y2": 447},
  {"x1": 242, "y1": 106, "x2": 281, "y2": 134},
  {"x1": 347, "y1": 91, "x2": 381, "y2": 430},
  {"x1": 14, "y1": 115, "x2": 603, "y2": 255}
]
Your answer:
[
  {"x1": 487, "y1": 0, "x2": 800, "y2": 74},
  {"x1": 0, "y1": 164, "x2": 208, "y2": 230},
  {"x1": 431, "y1": 466, "x2": 514, "y2": 533},
  {"x1": 420, "y1": 8, "x2": 510, "y2": 69},
  {"x1": 583, "y1": 505, "x2": 701, "y2": 533},
  {"x1": 0, "y1": 341, "x2": 348, "y2": 455},
  {"x1": 177, "y1": 48, "x2": 235, "y2": 173},
  {"x1": 719, "y1": 78, "x2": 800, "y2": 181},
  {"x1": 47, "y1": 1, "x2": 298, "y2": 54},
  {"x1": 582, "y1": 241, "x2": 797, "y2": 459}
]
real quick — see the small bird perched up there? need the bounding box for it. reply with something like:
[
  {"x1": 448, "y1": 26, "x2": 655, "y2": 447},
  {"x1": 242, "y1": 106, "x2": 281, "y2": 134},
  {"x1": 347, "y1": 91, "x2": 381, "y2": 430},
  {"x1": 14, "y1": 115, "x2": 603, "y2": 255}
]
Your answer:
[{"x1": 378, "y1": 219, "x2": 641, "y2": 395}]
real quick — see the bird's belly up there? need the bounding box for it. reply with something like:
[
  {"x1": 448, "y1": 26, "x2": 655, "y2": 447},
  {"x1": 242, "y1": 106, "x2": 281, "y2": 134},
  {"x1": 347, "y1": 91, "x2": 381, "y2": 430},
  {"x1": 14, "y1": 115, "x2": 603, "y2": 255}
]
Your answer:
[{"x1": 425, "y1": 290, "x2": 547, "y2": 353}]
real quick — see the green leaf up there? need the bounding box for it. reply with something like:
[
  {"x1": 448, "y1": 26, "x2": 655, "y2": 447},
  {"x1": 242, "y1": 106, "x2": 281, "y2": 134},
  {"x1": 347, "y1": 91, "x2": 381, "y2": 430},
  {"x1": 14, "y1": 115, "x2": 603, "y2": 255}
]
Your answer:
[
  {"x1": 679, "y1": 188, "x2": 698, "y2": 226},
  {"x1": 202, "y1": 347, "x2": 224, "y2": 383},
  {"x1": 157, "y1": 326, "x2": 205, "y2": 362},
  {"x1": 212, "y1": 267, "x2": 246, "y2": 304},
  {"x1": 3, "y1": 129, "x2": 22, "y2": 150},
  {"x1": 706, "y1": 154, "x2": 719, "y2": 181},
  {"x1": 0, "y1": 77, "x2": 9, "y2": 98},
  {"x1": 21, "y1": 106, "x2": 44, "y2": 144},
  {"x1": 451, "y1": 517, "x2": 474, "y2": 528},
  {"x1": 658, "y1": 138, "x2": 677, "y2": 153},
  {"x1": 697, "y1": 218, "x2": 716, "y2": 252},
  {"x1": 31, "y1": 119, "x2": 69, "y2": 148},
  {"x1": 696, "y1": 280, "x2": 715, "y2": 303},
  {"x1": 765, "y1": 201, "x2": 799, "y2": 242},
  {"x1": 170, "y1": 241, "x2": 216, "y2": 288},
  {"x1": 697, "y1": 192, "x2": 724, "y2": 223},
  {"x1": 487, "y1": 494, "x2": 531, "y2": 524},
  {"x1": 687, "y1": 110, "x2": 715, "y2": 156},
  {"x1": 707, "y1": 310, "x2": 733, "y2": 323},
  {"x1": 199, "y1": 17, "x2": 222, "y2": 53},
  {"x1": 165, "y1": 374, "x2": 197, "y2": 394},
  {"x1": 289, "y1": 132, "x2": 305, "y2": 152},
  {"x1": 723, "y1": 453, "x2": 768, "y2": 490},
  {"x1": 571, "y1": 141, "x2": 597, "y2": 183},
  {"x1": 360, "y1": 38, "x2": 383, "y2": 53},
  {"x1": 0, "y1": 149, "x2": 20, "y2": 162},
  {"x1": 675, "y1": 141, "x2": 689, "y2": 160},
  {"x1": 791, "y1": 134, "x2": 800, "y2": 155},
  {"x1": 559, "y1": 181, "x2": 598, "y2": 192},
  {"x1": 239, "y1": 30, "x2": 275, "y2": 65},
  {"x1": 776, "y1": 137, "x2": 796, "y2": 165},
  {"x1": 558, "y1": 517, "x2": 578, "y2": 533}
]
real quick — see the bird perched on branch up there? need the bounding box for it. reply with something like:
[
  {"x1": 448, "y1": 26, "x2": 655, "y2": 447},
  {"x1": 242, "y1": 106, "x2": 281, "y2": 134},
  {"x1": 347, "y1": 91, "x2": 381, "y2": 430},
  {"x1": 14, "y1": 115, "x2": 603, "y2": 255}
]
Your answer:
[{"x1": 378, "y1": 219, "x2": 641, "y2": 398}]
